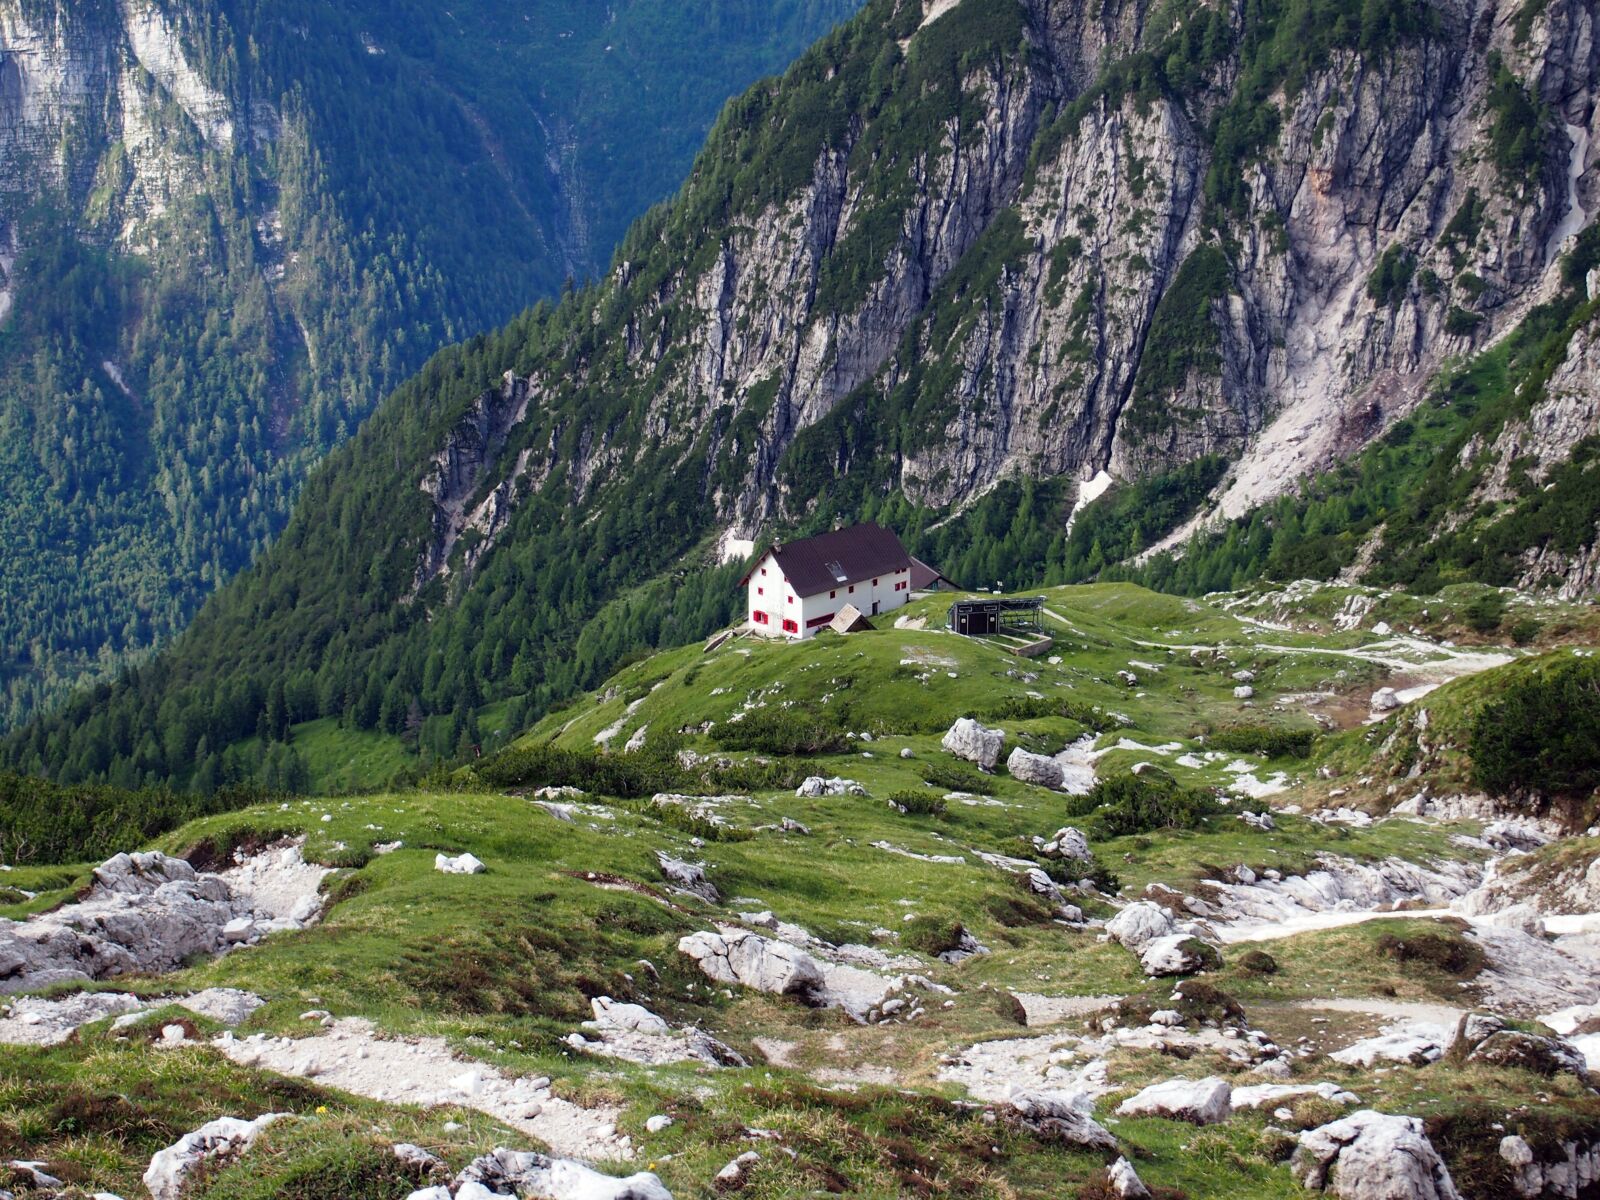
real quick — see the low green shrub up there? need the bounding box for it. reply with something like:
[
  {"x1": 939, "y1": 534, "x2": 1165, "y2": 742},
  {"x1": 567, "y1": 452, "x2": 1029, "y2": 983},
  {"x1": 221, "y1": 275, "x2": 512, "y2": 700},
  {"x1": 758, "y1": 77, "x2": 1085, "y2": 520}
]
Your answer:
[
  {"x1": 1208, "y1": 724, "x2": 1317, "y2": 759},
  {"x1": 1469, "y1": 655, "x2": 1600, "y2": 798},
  {"x1": 902, "y1": 914, "x2": 967, "y2": 955},
  {"x1": 708, "y1": 707, "x2": 851, "y2": 756},
  {"x1": 1236, "y1": 948, "x2": 1279, "y2": 975},
  {"x1": 1376, "y1": 929, "x2": 1485, "y2": 978},
  {"x1": 887, "y1": 789, "x2": 947, "y2": 816},
  {"x1": 1063, "y1": 769, "x2": 1221, "y2": 838},
  {"x1": 919, "y1": 761, "x2": 990, "y2": 792}
]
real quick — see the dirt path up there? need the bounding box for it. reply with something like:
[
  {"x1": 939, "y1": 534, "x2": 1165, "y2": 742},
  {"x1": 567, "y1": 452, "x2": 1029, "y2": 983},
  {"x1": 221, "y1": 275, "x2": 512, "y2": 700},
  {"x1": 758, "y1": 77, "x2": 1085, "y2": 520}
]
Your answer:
[{"x1": 218, "y1": 1018, "x2": 632, "y2": 1162}]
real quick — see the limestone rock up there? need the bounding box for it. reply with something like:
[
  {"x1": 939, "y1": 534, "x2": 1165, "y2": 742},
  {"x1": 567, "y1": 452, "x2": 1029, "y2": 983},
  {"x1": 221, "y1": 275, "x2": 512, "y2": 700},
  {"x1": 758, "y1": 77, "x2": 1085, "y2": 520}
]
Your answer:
[
  {"x1": 1107, "y1": 1156, "x2": 1152, "y2": 1199},
  {"x1": 1105, "y1": 902, "x2": 1175, "y2": 953},
  {"x1": 1370, "y1": 688, "x2": 1402, "y2": 713},
  {"x1": 585, "y1": 997, "x2": 671, "y2": 1037},
  {"x1": 1006, "y1": 747, "x2": 1064, "y2": 789},
  {"x1": 1006, "y1": 1091, "x2": 1118, "y2": 1151},
  {"x1": 795, "y1": 776, "x2": 867, "y2": 797},
  {"x1": 677, "y1": 930, "x2": 825, "y2": 1001},
  {"x1": 655, "y1": 853, "x2": 719, "y2": 903},
  {"x1": 715, "y1": 1151, "x2": 761, "y2": 1187},
  {"x1": 1292, "y1": 1110, "x2": 1462, "y2": 1200},
  {"x1": 0, "y1": 844, "x2": 325, "y2": 995},
  {"x1": 144, "y1": 1113, "x2": 287, "y2": 1200},
  {"x1": 941, "y1": 719, "x2": 1005, "y2": 770},
  {"x1": 1138, "y1": 934, "x2": 1219, "y2": 977},
  {"x1": 434, "y1": 853, "x2": 486, "y2": 875},
  {"x1": 1042, "y1": 827, "x2": 1091, "y2": 861},
  {"x1": 440, "y1": 1147, "x2": 672, "y2": 1200},
  {"x1": 1116, "y1": 1076, "x2": 1232, "y2": 1125},
  {"x1": 1466, "y1": 1031, "x2": 1590, "y2": 1083}
]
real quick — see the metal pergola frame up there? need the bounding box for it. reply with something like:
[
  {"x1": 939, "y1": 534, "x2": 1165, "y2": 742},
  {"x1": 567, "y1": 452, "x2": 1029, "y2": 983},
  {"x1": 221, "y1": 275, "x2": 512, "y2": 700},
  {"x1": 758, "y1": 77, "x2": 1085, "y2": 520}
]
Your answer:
[{"x1": 947, "y1": 596, "x2": 1046, "y2": 638}]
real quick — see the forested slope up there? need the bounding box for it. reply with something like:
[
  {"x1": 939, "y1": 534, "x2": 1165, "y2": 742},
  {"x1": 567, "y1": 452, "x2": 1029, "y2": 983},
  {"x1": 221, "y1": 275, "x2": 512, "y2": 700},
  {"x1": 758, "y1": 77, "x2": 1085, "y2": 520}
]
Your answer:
[{"x1": 0, "y1": 0, "x2": 858, "y2": 731}]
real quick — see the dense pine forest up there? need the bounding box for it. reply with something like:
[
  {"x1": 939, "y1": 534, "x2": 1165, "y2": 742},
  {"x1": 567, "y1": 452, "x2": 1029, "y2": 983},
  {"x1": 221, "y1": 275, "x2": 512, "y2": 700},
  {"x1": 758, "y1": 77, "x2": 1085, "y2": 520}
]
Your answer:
[{"x1": 0, "y1": 0, "x2": 858, "y2": 733}]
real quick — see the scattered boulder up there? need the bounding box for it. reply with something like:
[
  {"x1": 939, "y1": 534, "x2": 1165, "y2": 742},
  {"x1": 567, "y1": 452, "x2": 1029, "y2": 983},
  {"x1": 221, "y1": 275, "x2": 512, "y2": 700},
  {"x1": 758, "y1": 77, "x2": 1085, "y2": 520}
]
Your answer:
[
  {"x1": 585, "y1": 997, "x2": 671, "y2": 1037},
  {"x1": 1038, "y1": 827, "x2": 1091, "y2": 861},
  {"x1": 656, "y1": 853, "x2": 719, "y2": 903},
  {"x1": 1238, "y1": 811, "x2": 1276, "y2": 831},
  {"x1": 1497, "y1": 1134, "x2": 1600, "y2": 1200},
  {"x1": 1107, "y1": 1157, "x2": 1152, "y2": 1199},
  {"x1": 1233, "y1": 685, "x2": 1255, "y2": 700},
  {"x1": 1006, "y1": 1091, "x2": 1118, "y2": 1151},
  {"x1": 144, "y1": 1114, "x2": 287, "y2": 1200},
  {"x1": 1292, "y1": 1110, "x2": 1462, "y2": 1200},
  {"x1": 678, "y1": 930, "x2": 825, "y2": 1002},
  {"x1": 1332, "y1": 1023, "x2": 1450, "y2": 1068},
  {"x1": 434, "y1": 853, "x2": 486, "y2": 876},
  {"x1": 1115, "y1": 1077, "x2": 1232, "y2": 1125},
  {"x1": 1138, "y1": 935, "x2": 1220, "y2": 977},
  {"x1": 715, "y1": 1151, "x2": 761, "y2": 1188},
  {"x1": 408, "y1": 1147, "x2": 672, "y2": 1200},
  {"x1": 1006, "y1": 748, "x2": 1064, "y2": 789},
  {"x1": 1023, "y1": 868, "x2": 1064, "y2": 903},
  {"x1": 0, "y1": 990, "x2": 147, "y2": 1046},
  {"x1": 1105, "y1": 902, "x2": 1175, "y2": 953},
  {"x1": 795, "y1": 776, "x2": 867, "y2": 798},
  {"x1": 941, "y1": 718, "x2": 1005, "y2": 770},
  {"x1": 1467, "y1": 1030, "x2": 1590, "y2": 1083},
  {"x1": 1370, "y1": 688, "x2": 1402, "y2": 713},
  {"x1": 899, "y1": 748, "x2": 915, "y2": 760},
  {"x1": 645, "y1": 1115, "x2": 674, "y2": 1134}
]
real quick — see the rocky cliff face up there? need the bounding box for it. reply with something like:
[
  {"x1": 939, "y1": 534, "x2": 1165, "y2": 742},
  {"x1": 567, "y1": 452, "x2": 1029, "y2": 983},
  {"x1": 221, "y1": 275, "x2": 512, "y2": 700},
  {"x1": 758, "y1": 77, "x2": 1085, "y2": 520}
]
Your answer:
[{"x1": 412, "y1": 0, "x2": 1598, "y2": 594}]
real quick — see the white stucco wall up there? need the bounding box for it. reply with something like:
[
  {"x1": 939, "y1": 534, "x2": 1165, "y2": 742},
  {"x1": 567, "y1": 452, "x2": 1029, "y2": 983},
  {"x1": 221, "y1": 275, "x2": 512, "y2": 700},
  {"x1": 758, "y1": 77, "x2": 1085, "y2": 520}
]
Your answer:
[{"x1": 746, "y1": 556, "x2": 912, "y2": 638}]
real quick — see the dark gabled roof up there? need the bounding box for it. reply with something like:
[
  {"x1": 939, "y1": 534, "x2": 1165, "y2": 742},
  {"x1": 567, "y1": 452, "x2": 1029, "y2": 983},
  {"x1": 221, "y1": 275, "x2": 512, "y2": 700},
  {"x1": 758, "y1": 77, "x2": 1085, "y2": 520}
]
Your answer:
[
  {"x1": 745, "y1": 523, "x2": 911, "y2": 596},
  {"x1": 909, "y1": 556, "x2": 955, "y2": 591}
]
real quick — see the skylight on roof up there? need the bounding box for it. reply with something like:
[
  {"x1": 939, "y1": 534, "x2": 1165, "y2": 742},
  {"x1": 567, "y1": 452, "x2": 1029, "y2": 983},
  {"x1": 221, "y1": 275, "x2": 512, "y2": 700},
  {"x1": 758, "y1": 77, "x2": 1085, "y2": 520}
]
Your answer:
[{"x1": 824, "y1": 559, "x2": 848, "y2": 581}]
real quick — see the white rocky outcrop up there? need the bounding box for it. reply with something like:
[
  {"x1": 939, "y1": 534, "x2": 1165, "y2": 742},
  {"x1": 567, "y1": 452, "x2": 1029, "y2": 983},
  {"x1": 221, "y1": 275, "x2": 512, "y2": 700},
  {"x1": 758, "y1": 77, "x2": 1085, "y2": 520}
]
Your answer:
[
  {"x1": 677, "y1": 929, "x2": 825, "y2": 1001},
  {"x1": 795, "y1": 776, "x2": 867, "y2": 797},
  {"x1": 1104, "y1": 902, "x2": 1176, "y2": 953},
  {"x1": 1006, "y1": 1091, "x2": 1118, "y2": 1151},
  {"x1": 1292, "y1": 1110, "x2": 1462, "y2": 1200},
  {"x1": 0, "y1": 844, "x2": 326, "y2": 994},
  {"x1": 1006, "y1": 747, "x2": 1064, "y2": 788},
  {"x1": 656, "y1": 853, "x2": 720, "y2": 903},
  {"x1": 1107, "y1": 1156, "x2": 1152, "y2": 1199},
  {"x1": 404, "y1": 1147, "x2": 671, "y2": 1200},
  {"x1": 0, "y1": 986, "x2": 264, "y2": 1046},
  {"x1": 566, "y1": 996, "x2": 746, "y2": 1068},
  {"x1": 144, "y1": 1113, "x2": 286, "y2": 1200},
  {"x1": 1138, "y1": 934, "x2": 1217, "y2": 977},
  {"x1": 434, "y1": 852, "x2": 486, "y2": 875},
  {"x1": 1035, "y1": 826, "x2": 1091, "y2": 861},
  {"x1": 1115, "y1": 1077, "x2": 1231, "y2": 1125},
  {"x1": 1331, "y1": 1022, "x2": 1452, "y2": 1069},
  {"x1": 1498, "y1": 1133, "x2": 1600, "y2": 1199},
  {"x1": 941, "y1": 719, "x2": 1005, "y2": 770}
]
